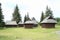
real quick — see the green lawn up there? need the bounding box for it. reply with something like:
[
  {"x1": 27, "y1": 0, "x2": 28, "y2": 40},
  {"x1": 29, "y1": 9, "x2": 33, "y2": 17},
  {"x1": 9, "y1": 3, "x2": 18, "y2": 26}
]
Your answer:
[{"x1": 0, "y1": 25, "x2": 60, "y2": 40}]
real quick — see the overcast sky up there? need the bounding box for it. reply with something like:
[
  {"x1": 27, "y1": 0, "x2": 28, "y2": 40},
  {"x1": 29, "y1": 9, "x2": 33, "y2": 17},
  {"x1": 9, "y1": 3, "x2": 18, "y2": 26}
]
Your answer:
[{"x1": 0, "y1": 0, "x2": 60, "y2": 22}]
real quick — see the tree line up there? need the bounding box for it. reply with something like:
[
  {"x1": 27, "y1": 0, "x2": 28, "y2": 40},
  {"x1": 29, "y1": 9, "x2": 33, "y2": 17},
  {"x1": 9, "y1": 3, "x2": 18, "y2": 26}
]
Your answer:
[{"x1": 0, "y1": 3, "x2": 60, "y2": 27}]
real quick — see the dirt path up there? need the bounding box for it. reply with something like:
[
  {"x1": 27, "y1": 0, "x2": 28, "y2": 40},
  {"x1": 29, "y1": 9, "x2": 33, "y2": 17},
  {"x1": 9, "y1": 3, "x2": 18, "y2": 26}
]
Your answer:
[{"x1": 55, "y1": 31, "x2": 60, "y2": 35}]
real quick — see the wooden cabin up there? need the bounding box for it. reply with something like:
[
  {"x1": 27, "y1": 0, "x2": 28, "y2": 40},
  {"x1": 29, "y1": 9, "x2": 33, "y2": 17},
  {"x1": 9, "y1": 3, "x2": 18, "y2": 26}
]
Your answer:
[
  {"x1": 5, "y1": 21, "x2": 17, "y2": 27},
  {"x1": 41, "y1": 16, "x2": 57, "y2": 28},
  {"x1": 24, "y1": 21, "x2": 34, "y2": 28},
  {"x1": 24, "y1": 20, "x2": 38, "y2": 28}
]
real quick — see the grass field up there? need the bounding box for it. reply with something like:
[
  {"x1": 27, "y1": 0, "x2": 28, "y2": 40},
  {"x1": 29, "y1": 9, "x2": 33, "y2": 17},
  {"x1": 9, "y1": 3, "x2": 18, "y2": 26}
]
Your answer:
[{"x1": 0, "y1": 25, "x2": 60, "y2": 40}]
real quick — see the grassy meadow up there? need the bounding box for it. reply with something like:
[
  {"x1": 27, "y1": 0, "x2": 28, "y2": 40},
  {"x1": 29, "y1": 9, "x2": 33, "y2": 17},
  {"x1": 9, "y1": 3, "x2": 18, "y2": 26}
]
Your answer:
[{"x1": 0, "y1": 25, "x2": 60, "y2": 40}]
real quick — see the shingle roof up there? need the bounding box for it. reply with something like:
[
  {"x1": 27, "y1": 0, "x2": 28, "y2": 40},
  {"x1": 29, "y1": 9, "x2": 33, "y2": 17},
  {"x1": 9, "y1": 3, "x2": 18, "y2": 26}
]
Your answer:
[
  {"x1": 5, "y1": 21, "x2": 17, "y2": 25},
  {"x1": 25, "y1": 21, "x2": 34, "y2": 24},
  {"x1": 41, "y1": 16, "x2": 57, "y2": 23}
]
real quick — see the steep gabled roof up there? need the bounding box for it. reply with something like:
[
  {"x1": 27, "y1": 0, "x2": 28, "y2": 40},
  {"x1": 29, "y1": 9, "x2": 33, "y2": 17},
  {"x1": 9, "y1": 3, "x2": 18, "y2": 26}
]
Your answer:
[{"x1": 41, "y1": 16, "x2": 57, "y2": 23}]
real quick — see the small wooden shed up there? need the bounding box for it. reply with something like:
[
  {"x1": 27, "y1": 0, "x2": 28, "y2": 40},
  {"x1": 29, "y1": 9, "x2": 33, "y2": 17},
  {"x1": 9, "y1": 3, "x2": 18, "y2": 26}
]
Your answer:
[
  {"x1": 24, "y1": 21, "x2": 34, "y2": 28},
  {"x1": 5, "y1": 21, "x2": 17, "y2": 27},
  {"x1": 18, "y1": 21, "x2": 24, "y2": 27},
  {"x1": 41, "y1": 16, "x2": 57, "y2": 28}
]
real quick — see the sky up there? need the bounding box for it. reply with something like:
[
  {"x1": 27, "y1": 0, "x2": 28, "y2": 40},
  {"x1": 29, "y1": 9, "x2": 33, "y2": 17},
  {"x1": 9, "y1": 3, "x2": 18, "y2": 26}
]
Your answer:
[{"x1": 0, "y1": 0, "x2": 60, "y2": 22}]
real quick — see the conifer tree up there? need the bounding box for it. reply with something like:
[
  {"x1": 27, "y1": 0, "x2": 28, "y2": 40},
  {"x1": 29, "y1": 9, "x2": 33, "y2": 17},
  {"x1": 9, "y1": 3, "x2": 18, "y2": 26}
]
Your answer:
[
  {"x1": 24, "y1": 15, "x2": 27, "y2": 23},
  {"x1": 12, "y1": 5, "x2": 21, "y2": 24},
  {"x1": 45, "y1": 6, "x2": 53, "y2": 18},
  {"x1": 26, "y1": 12, "x2": 31, "y2": 21},
  {"x1": 24, "y1": 12, "x2": 31, "y2": 23},
  {"x1": 40, "y1": 12, "x2": 44, "y2": 22},
  {"x1": 0, "y1": 3, "x2": 5, "y2": 27}
]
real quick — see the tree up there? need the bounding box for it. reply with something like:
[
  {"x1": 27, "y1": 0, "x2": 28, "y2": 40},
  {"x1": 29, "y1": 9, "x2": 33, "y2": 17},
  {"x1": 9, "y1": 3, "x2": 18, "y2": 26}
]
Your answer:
[
  {"x1": 26, "y1": 12, "x2": 31, "y2": 21},
  {"x1": 40, "y1": 12, "x2": 44, "y2": 22},
  {"x1": 0, "y1": 3, "x2": 5, "y2": 27},
  {"x1": 12, "y1": 5, "x2": 21, "y2": 24},
  {"x1": 45, "y1": 6, "x2": 53, "y2": 18},
  {"x1": 24, "y1": 15, "x2": 27, "y2": 23},
  {"x1": 24, "y1": 12, "x2": 31, "y2": 23}
]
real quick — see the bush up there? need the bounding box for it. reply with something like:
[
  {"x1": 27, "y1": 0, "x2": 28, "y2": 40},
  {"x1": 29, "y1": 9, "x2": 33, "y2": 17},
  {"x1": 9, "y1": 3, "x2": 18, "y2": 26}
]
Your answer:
[{"x1": 57, "y1": 21, "x2": 60, "y2": 25}]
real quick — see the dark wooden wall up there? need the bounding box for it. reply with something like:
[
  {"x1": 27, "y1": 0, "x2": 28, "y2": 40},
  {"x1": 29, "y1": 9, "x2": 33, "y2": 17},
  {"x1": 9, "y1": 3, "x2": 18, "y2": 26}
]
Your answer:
[
  {"x1": 18, "y1": 24, "x2": 24, "y2": 27},
  {"x1": 5, "y1": 25, "x2": 17, "y2": 27},
  {"x1": 41, "y1": 23, "x2": 55, "y2": 28},
  {"x1": 24, "y1": 24, "x2": 34, "y2": 28}
]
